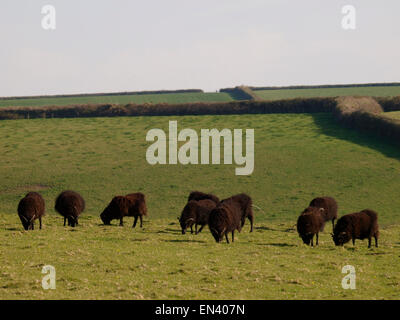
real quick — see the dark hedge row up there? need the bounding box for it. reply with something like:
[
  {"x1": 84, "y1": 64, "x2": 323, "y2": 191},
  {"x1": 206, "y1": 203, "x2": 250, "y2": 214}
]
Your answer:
[
  {"x1": 0, "y1": 98, "x2": 337, "y2": 120},
  {"x1": 0, "y1": 89, "x2": 204, "y2": 101},
  {"x1": 333, "y1": 96, "x2": 400, "y2": 147},
  {"x1": 250, "y1": 83, "x2": 400, "y2": 91},
  {"x1": 375, "y1": 96, "x2": 400, "y2": 112}
]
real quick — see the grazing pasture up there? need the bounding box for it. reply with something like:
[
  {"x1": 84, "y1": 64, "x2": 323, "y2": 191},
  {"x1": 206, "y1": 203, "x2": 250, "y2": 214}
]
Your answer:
[
  {"x1": 1, "y1": 113, "x2": 400, "y2": 299},
  {"x1": 1, "y1": 113, "x2": 399, "y2": 224},
  {"x1": 0, "y1": 92, "x2": 233, "y2": 108},
  {"x1": 255, "y1": 86, "x2": 400, "y2": 101},
  {"x1": 1, "y1": 216, "x2": 399, "y2": 299}
]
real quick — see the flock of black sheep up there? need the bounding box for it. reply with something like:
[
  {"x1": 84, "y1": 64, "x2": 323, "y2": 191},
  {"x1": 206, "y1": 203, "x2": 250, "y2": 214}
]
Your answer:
[{"x1": 17, "y1": 190, "x2": 379, "y2": 247}]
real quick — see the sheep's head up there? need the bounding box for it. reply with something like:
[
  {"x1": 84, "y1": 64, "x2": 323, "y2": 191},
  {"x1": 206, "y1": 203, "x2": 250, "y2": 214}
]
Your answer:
[
  {"x1": 100, "y1": 196, "x2": 127, "y2": 225},
  {"x1": 179, "y1": 203, "x2": 197, "y2": 234},
  {"x1": 210, "y1": 226, "x2": 226, "y2": 243},
  {"x1": 100, "y1": 208, "x2": 112, "y2": 225},
  {"x1": 67, "y1": 215, "x2": 78, "y2": 227},
  {"x1": 180, "y1": 217, "x2": 195, "y2": 234},
  {"x1": 301, "y1": 232, "x2": 314, "y2": 245},
  {"x1": 332, "y1": 231, "x2": 350, "y2": 246},
  {"x1": 19, "y1": 214, "x2": 34, "y2": 230}
]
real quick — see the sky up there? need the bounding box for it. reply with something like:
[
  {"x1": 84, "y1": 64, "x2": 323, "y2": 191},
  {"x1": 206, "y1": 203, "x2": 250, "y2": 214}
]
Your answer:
[{"x1": 0, "y1": 0, "x2": 399, "y2": 96}]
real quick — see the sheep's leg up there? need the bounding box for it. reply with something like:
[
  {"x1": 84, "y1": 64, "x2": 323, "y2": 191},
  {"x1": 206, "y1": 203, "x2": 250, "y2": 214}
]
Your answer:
[
  {"x1": 139, "y1": 215, "x2": 143, "y2": 228},
  {"x1": 375, "y1": 235, "x2": 378, "y2": 248},
  {"x1": 310, "y1": 237, "x2": 313, "y2": 247},
  {"x1": 132, "y1": 216, "x2": 138, "y2": 228},
  {"x1": 197, "y1": 225, "x2": 204, "y2": 234},
  {"x1": 225, "y1": 233, "x2": 230, "y2": 244},
  {"x1": 368, "y1": 238, "x2": 371, "y2": 248},
  {"x1": 352, "y1": 238, "x2": 355, "y2": 246},
  {"x1": 249, "y1": 216, "x2": 254, "y2": 232},
  {"x1": 190, "y1": 225, "x2": 193, "y2": 234},
  {"x1": 31, "y1": 222, "x2": 34, "y2": 230},
  {"x1": 39, "y1": 217, "x2": 42, "y2": 230},
  {"x1": 64, "y1": 217, "x2": 66, "y2": 226},
  {"x1": 120, "y1": 218, "x2": 124, "y2": 226},
  {"x1": 232, "y1": 231, "x2": 235, "y2": 242},
  {"x1": 316, "y1": 233, "x2": 319, "y2": 246}
]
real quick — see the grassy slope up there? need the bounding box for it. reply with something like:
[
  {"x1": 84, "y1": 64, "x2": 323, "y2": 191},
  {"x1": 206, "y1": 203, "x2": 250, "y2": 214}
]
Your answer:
[
  {"x1": 1, "y1": 114, "x2": 400, "y2": 225},
  {"x1": 255, "y1": 86, "x2": 400, "y2": 100},
  {"x1": 0, "y1": 92, "x2": 233, "y2": 108},
  {"x1": 384, "y1": 111, "x2": 400, "y2": 120},
  {"x1": 1, "y1": 114, "x2": 400, "y2": 299}
]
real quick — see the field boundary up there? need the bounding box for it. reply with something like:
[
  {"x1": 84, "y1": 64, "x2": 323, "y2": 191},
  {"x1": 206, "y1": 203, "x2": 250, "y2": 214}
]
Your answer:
[
  {"x1": 0, "y1": 89, "x2": 204, "y2": 101},
  {"x1": 250, "y1": 82, "x2": 400, "y2": 91},
  {"x1": 333, "y1": 96, "x2": 400, "y2": 147},
  {"x1": 2, "y1": 95, "x2": 400, "y2": 148},
  {"x1": 0, "y1": 98, "x2": 337, "y2": 120}
]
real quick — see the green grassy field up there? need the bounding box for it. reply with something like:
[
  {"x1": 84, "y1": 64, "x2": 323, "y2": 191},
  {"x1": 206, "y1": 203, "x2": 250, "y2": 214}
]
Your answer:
[
  {"x1": 1, "y1": 113, "x2": 400, "y2": 299},
  {"x1": 0, "y1": 92, "x2": 233, "y2": 108},
  {"x1": 255, "y1": 86, "x2": 400, "y2": 100},
  {"x1": 1, "y1": 216, "x2": 399, "y2": 300}
]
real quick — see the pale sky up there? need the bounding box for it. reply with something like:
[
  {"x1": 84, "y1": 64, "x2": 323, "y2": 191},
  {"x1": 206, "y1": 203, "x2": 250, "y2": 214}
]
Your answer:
[{"x1": 0, "y1": 0, "x2": 399, "y2": 96}]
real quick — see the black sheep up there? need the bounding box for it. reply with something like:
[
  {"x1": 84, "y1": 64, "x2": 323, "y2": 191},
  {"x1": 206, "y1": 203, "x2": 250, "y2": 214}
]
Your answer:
[
  {"x1": 179, "y1": 199, "x2": 216, "y2": 235},
  {"x1": 18, "y1": 192, "x2": 45, "y2": 230},
  {"x1": 297, "y1": 207, "x2": 325, "y2": 246},
  {"x1": 208, "y1": 198, "x2": 243, "y2": 243},
  {"x1": 309, "y1": 196, "x2": 338, "y2": 231},
  {"x1": 188, "y1": 191, "x2": 220, "y2": 205},
  {"x1": 332, "y1": 209, "x2": 379, "y2": 248},
  {"x1": 100, "y1": 193, "x2": 147, "y2": 228},
  {"x1": 220, "y1": 193, "x2": 254, "y2": 232},
  {"x1": 55, "y1": 190, "x2": 85, "y2": 227}
]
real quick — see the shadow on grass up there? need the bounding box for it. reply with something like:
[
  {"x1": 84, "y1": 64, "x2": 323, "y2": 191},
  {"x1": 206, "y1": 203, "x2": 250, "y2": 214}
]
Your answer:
[
  {"x1": 257, "y1": 242, "x2": 296, "y2": 247},
  {"x1": 311, "y1": 113, "x2": 400, "y2": 161},
  {"x1": 162, "y1": 239, "x2": 206, "y2": 244},
  {"x1": 254, "y1": 226, "x2": 279, "y2": 232},
  {"x1": 154, "y1": 228, "x2": 182, "y2": 235},
  {"x1": 365, "y1": 251, "x2": 388, "y2": 255},
  {"x1": 226, "y1": 91, "x2": 250, "y2": 101},
  {"x1": 130, "y1": 238, "x2": 149, "y2": 242},
  {"x1": 255, "y1": 226, "x2": 296, "y2": 233},
  {"x1": 4, "y1": 227, "x2": 20, "y2": 231}
]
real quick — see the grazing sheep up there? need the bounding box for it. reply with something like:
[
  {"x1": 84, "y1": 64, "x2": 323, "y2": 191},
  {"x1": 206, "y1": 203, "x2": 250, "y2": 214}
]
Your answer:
[
  {"x1": 100, "y1": 192, "x2": 147, "y2": 228},
  {"x1": 188, "y1": 191, "x2": 220, "y2": 205},
  {"x1": 220, "y1": 193, "x2": 254, "y2": 232},
  {"x1": 309, "y1": 196, "x2": 338, "y2": 231},
  {"x1": 332, "y1": 209, "x2": 379, "y2": 248},
  {"x1": 179, "y1": 199, "x2": 216, "y2": 235},
  {"x1": 208, "y1": 198, "x2": 243, "y2": 243},
  {"x1": 55, "y1": 190, "x2": 85, "y2": 227},
  {"x1": 17, "y1": 192, "x2": 45, "y2": 230},
  {"x1": 297, "y1": 207, "x2": 325, "y2": 246}
]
